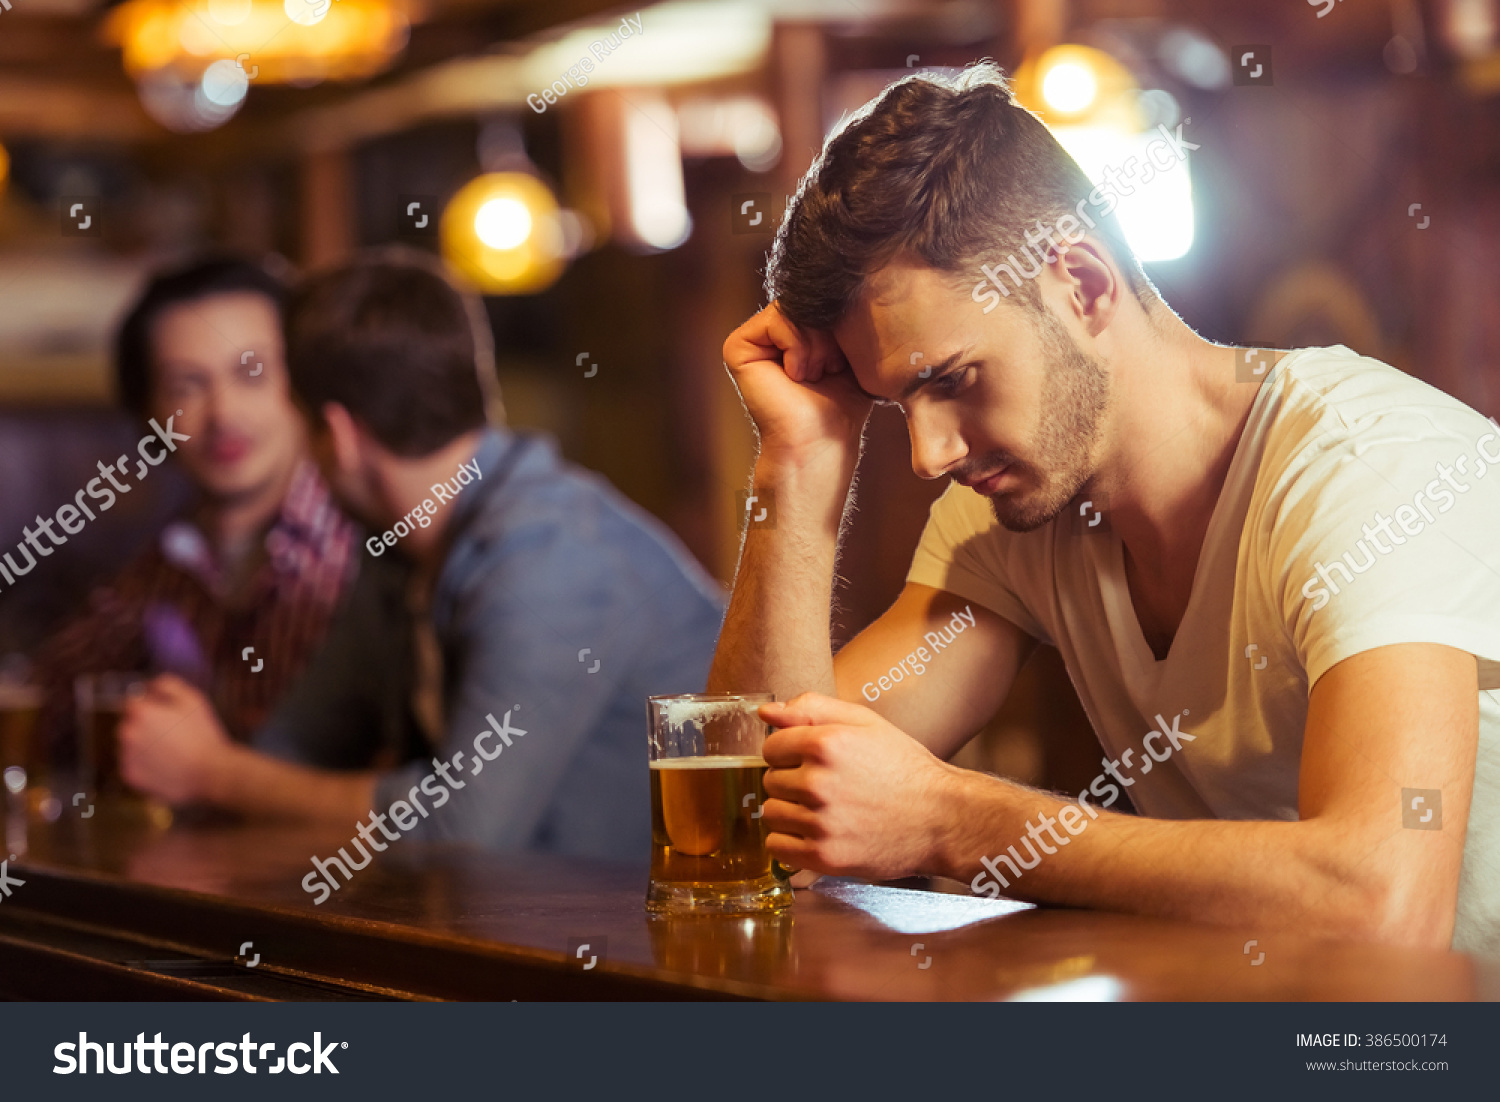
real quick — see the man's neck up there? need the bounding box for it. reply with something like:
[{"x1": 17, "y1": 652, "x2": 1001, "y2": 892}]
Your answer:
[
  {"x1": 380, "y1": 428, "x2": 489, "y2": 572},
  {"x1": 198, "y1": 458, "x2": 301, "y2": 571},
  {"x1": 1095, "y1": 313, "x2": 1271, "y2": 578}
]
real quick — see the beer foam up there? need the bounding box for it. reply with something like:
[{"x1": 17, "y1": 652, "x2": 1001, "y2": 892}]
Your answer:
[
  {"x1": 654, "y1": 698, "x2": 766, "y2": 736},
  {"x1": 651, "y1": 755, "x2": 767, "y2": 769}
]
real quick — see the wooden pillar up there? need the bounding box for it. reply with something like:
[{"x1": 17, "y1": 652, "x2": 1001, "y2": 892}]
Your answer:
[
  {"x1": 299, "y1": 147, "x2": 355, "y2": 269},
  {"x1": 770, "y1": 22, "x2": 827, "y2": 190},
  {"x1": 1007, "y1": 0, "x2": 1068, "y2": 62},
  {"x1": 221, "y1": 168, "x2": 275, "y2": 256}
]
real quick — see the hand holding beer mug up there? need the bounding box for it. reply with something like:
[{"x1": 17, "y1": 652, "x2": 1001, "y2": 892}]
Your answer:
[{"x1": 646, "y1": 693, "x2": 794, "y2": 914}]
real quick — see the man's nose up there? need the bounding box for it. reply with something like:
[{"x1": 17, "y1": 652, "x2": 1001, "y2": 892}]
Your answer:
[
  {"x1": 204, "y1": 377, "x2": 237, "y2": 424},
  {"x1": 908, "y1": 415, "x2": 965, "y2": 481}
]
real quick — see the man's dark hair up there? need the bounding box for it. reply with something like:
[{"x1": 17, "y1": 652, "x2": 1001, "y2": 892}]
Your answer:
[
  {"x1": 116, "y1": 254, "x2": 288, "y2": 416},
  {"x1": 767, "y1": 61, "x2": 1155, "y2": 331},
  {"x1": 285, "y1": 249, "x2": 496, "y2": 458}
]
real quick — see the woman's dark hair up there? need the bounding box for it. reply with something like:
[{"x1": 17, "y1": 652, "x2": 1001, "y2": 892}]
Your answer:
[
  {"x1": 767, "y1": 61, "x2": 1154, "y2": 331},
  {"x1": 284, "y1": 249, "x2": 495, "y2": 458},
  {"x1": 115, "y1": 255, "x2": 289, "y2": 416}
]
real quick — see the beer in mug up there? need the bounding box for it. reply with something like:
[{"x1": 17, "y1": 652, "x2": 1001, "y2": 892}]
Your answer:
[
  {"x1": 646, "y1": 693, "x2": 792, "y2": 914},
  {"x1": 0, "y1": 682, "x2": 42, "y2": 805},
  {"x1": 74, "y1": 673, "x2": 145, "y2": 797}
]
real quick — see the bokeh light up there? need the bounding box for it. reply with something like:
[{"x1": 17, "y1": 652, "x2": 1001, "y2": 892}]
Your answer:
[{"x1": 441, "y1": 173, "x2": 566, "y2": 295}]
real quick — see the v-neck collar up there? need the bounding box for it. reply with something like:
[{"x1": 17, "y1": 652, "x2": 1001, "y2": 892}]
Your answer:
[{"x1": 1093, "y1": 353, "x2": 1290, "y2": 691}]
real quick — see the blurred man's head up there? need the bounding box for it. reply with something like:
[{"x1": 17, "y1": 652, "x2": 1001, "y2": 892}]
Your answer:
[
  {"x1": 769, "y1": 63, "x2": 1163, "y2": 532},
  {"x1": 283, "y1": 249, "x2": 498, "y2": 533},
  {"x1": 117, "y1": 256, "x2": 304, "y2": 505}
]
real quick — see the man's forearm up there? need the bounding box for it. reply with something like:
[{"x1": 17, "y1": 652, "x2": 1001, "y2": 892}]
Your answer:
[
  {"x1": 707, "y1": 449, "x2": 859, "y2": 699},
  {"x1": 211, "y1": 743, "x2": 378, "y2": 825},
  {"x1": 929, "y1": 768, "x2": 1454, "y2": 947}
]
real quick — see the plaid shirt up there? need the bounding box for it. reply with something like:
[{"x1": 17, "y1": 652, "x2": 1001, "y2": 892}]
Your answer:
[{"x1": 34, "y1": 462, "x2": 356, "y2": 757}]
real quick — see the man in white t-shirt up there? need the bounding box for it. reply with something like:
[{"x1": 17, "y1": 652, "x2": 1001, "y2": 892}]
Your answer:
[{"x1": 710, "y1": 63, "x2": 1500, "y2": 952}]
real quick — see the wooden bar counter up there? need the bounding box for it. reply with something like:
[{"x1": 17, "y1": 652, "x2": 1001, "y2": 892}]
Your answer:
[{"x1": 0, "y1": 805, "x2": 1490, "y2": 1001}]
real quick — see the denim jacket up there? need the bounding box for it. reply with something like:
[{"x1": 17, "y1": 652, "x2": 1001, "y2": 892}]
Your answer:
[{"x1": 256, "y1": 427, "x2": 725, "y2": 861}]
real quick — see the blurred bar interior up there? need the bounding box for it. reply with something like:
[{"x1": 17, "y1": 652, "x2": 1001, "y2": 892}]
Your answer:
[{"x1": 1, "y1": 0, "x2": 1497, "y2": 798}]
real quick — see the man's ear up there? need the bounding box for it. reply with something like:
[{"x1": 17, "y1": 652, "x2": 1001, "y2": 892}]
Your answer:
[
  {"x1": 1052, "y1": 238, "x2": 1121, "y2": 338},
  {"x1": 320, "y1": 402, "x2": 365, "y2": 479}
]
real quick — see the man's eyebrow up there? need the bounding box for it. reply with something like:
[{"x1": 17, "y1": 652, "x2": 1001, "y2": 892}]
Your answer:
[{"x1": 897, "y1": 350, "x2": 967, "y2": 401}]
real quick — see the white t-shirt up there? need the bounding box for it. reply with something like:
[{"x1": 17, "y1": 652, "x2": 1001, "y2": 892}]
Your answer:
[{"x1": 907, "y1": 345, "x2": 1500, "y2": 953}]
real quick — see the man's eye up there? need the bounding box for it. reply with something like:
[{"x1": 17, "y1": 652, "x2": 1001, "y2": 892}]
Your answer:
[{"x1": 934, "y1": 369, "x2": 969, "y2": 395}]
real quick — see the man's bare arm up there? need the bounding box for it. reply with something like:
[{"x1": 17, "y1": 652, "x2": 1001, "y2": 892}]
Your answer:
[
  {"x1": 118, "y1": 674, "x2": 378, "y2": 825},
  {"x1": 707, "y1": 446, "x2": 861, "y2": 699},
  {"x1": 832, "y1": 583, "x2": 1036, "y2": 759},
  {"x1": 880, "y1": 642, "x2": 1476, "y2": 947},
  {"x1": 966, "y1": 647, "x2": 1470, "y2": 947},
  {"x1": 976, "y1": 642, "x2": 1478, "y2": 947},
  {"x1": 707, "y1": 302, "x2": 874, "y2": 699},
  {"x1": 210, "y1": 745, "x2": 378, "y2": 825}
]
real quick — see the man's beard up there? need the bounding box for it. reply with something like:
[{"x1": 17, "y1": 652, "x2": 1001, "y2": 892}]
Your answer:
[{"x1": 982, "y1": 308, "x2": 1110, "y2": 533}]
